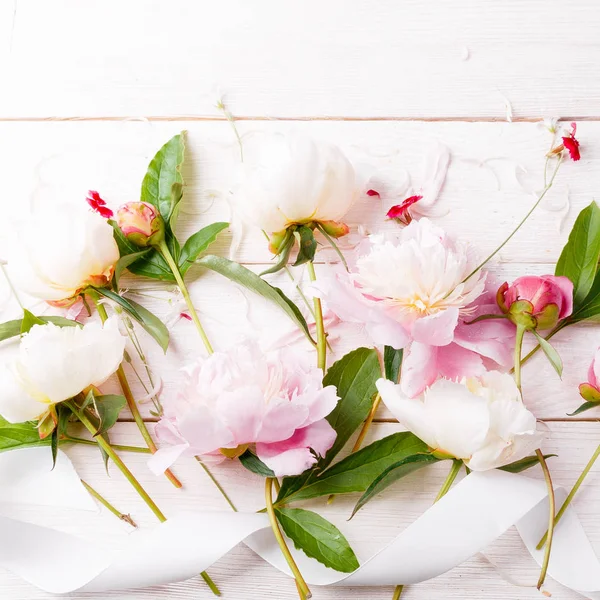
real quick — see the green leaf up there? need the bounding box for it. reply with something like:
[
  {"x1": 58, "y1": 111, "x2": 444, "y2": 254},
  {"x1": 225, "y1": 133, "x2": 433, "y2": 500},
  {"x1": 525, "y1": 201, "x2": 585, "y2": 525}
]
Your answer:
[
  {"x1": 113, "y1": 250, "x2": 150, "y2": 288},
  {"x1": 555, "y1": 201, "x2": 600, "y2": 305},
  {"x1": 384, "y1": 346, "x2": 403, "y2": 383},
  {"x1": 321, "y1": 348, "x2": 381, "y2": 465},
  {"x1": 122, "y1": 297, "x2": 170, "y2": 353},
  {"x1": 20, "y1": 309, "x2": 45, "y2": 334},
  {"x1": 277, "y1": 348, "x2": 381, "y2": 502},
  {"x1": 280, "y1": 432, "x2": 430, "y2": 503},
  {"x1": 196, "y1": 255, "x2": 315, "y2": 345},
  {"x1": 140, "y1": 132, "x2": 185, "y2": 223},
  {"x1": 179, "y1": 222, "x2": 229, "y2": 276},
  {"x1": 568, "y1": 401, "x2": 599, "y2": 416},
  {"x1": 50, "y1": 427, "x2": 59, "y2": 470},
  {"x1": 0, "y1": 416, "x2": 50, "y2": 453},
  {"x1": 292, "y1": 226, "x2": 317, "y2": 267},
  {"x1": 93, "y1": 287, "x2": 143, "y2": 322},
  {"x1": 275, "y1": 508, "x2": 359, "y2": 573},
  {"x1": 0, "y1": 316, "x2": 80, "y2": 343},
  {"x1": 568, "y1": 269, "x2": 600, "y2": 324},
  {"x1": 498, "y1": 454, "x2": 558, "y2": 473},
  {"x1": 532, "y1": 330, "x2": 563, "y2": 377},
  {"x1": 351, "y1": 454, "x2": 440, "y2": 518},
  {"x1": 92, "y1": 394, "x2": 127, "y2": 436},
  {"x1": 260, "y1": 231, "x2": 295, "y2": 276},
  {"x1": 239, "y1": 449, "x2": 275, "y2": 477}
]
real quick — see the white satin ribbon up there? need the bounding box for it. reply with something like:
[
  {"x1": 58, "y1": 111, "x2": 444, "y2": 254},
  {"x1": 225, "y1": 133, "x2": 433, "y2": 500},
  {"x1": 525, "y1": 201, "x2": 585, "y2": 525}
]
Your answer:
[{"x1": 1, "y1": 448, "x2": 599, "y2": 597}]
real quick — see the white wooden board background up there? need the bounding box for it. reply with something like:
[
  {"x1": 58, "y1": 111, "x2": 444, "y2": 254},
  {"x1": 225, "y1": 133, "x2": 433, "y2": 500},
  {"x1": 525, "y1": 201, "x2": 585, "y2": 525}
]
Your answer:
[{"x1": 0, "y1": 2, "x2": 599, "y2": 599}]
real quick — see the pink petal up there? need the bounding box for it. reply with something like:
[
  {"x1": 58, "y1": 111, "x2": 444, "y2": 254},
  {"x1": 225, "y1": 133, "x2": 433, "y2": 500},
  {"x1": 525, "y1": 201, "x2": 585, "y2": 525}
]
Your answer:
[
  {"x1": 435, "y1": 343, "x2": 485, "y2": 381},
  {"x1": 256, "y1": 420, "x2": 336, "y2": 477},
  {"x1": 147, "y1": 443, "x2": 189, "y2": 475},
  {"x1": 410, "y1": 307, "x2": 458, "y2": 346},
  {"x1": 400, "y1": 342, "x2": 440, "y2": 398}
]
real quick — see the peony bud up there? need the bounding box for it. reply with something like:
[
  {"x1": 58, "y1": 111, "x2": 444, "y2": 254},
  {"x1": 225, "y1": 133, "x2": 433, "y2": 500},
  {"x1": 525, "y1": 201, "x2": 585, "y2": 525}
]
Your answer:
[
  {"x1": 497, "y1": 275, "x2": 573, "y2": 330},
  {"x1": 116, "y1": 202, "x2": 165, "y2": 247}
]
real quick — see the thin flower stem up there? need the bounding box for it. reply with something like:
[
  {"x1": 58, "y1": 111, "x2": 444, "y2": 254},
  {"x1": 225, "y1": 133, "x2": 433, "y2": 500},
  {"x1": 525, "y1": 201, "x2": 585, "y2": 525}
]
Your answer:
[
  {"x1": 394, "y1": 459, "x2": 462, "y2": 598},
  {"x1": 284, "y1": 266, "x2": 317, "y2": 320},
  {"x1": 156, "y1": 244, "x2": 238, "y2": 513},
  {"x1": 537, "y1": 443, "x2": 600, "y2": 550},
  {"x1": 91, "y1": 294, "x2": 182, "y2": 489},
  {"x1": 0, "y1": 263, "x2": 24, "y2": 310},
  {"x1": 513, "y1": 327, "x2": 555, "y2": 589},
  {"x1": 65, "y1": 401, "x2": 167, "y2": 522},
  {"x1": 392, "y1": 585, "x2": 404, "y2": 600},
  {"x1": 66, "y1": 401, "x2": 220, "y2": 596},
  {"x1": 516, "y1": 322, "x2": 566, "y2": 372},
  {"x1": 265, "y1": 478, "x2": 312, "y2": 600},
  {"x1": 462, "y1": 157, "x2": 562, "y2": 284},
  {"x1": 352, "y1": 394, "x2": 382, "y2": 454},
  {"x1": 158, "y1": 240, "x2": 214, "y2": 355},
  {"x1": 434, "y1": 459, "x2": 463, "y2": 503},
  {"x1": 80, "y1": 479, "x2": 137, "y2": 528},
  {"x1": 62, "y1": 436, "x2": 151, "y2": 454},
  {"x1": 195, "y1": 457, "x2": 238, "y2": 512},
  {"x1": 306, "y1": 262, "x2": 326, "y2": 371}
]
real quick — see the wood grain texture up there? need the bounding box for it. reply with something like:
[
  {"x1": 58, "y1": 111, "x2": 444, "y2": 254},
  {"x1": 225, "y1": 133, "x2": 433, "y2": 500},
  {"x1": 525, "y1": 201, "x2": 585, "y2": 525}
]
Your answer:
[
  {"x1": 0, "y1": 120, "x2": 594, "y2": 265},
  {"x1": 0, "y1": 421, "x2": 598, "y2": 599},
  {"x1": 2, "y1": 0, "x2": 600, "y2": 119}
]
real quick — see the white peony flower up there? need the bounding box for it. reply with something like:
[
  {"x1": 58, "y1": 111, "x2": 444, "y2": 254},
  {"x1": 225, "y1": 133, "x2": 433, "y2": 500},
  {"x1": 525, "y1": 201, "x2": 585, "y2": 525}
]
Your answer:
[
  {"x1": 0, "y1": 317, "x2": 126, "y2": 423},
  {"x1": 232, "y1": 133, "x2": 356, "y2": 235},
  {"x1": 377, "y1": 371, "x2": 543, "y2": 471},
  {"x1": 8, "y1": 204, "x2": 119, "y2": 304}
]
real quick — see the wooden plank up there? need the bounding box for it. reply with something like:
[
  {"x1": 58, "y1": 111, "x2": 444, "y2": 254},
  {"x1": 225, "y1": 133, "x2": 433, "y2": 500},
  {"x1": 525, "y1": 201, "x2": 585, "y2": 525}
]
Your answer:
[
  {"x1": 0, "y1": 120, "x2": 593, "y2": 265},
  {"x1": 0, "y1": 421, "x2": 597, "y2": 599},
  {"x1": 2, "y1": 1, "x2": 600, "y2": 119}
]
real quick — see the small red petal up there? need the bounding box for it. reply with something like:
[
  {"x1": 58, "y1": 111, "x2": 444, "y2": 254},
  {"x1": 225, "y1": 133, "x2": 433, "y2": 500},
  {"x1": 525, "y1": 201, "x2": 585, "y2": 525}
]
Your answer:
[
  {"x1": 562, "y1": 135, "x2": 581, "y2": 161},
  {"x1": 366, "y1": 189, "x2": 380, "y2": 198},
  {"x1": 87, "y1": 190, "x2": 106, "y2": 206},
  {"x1": 180, "y1": 312, "x2": 192, "y2": 321},
  {"x1": 96, "y1": 205, "x2": 114, "y2": 219},
  {"x1": 386, "y1": 195, "x2": 423, "y2": 220}
]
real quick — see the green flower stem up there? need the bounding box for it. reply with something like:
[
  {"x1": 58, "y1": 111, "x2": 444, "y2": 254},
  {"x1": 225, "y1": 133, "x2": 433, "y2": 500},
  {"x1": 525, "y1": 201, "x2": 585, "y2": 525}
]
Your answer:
[
  {"x1": 65, "y1": 401, "x2": 167, "y2": 521},
  {"x1": 306, "y1": 262, "x2": 326, "y2": 372},
  {"x1": 513, "y1": 326, "x2": 555, "y2": 589},
  {"x1": 157, "y1": 239, "x2": 214, "y2": 355},
  {"x1": 156, "y1": 243, "x2": 238, "y2": 517},
  {"x1": 265, "y1": 478, "x2": 312, "y2": 599},
  {"x1": 90, "y1": 295, "x2": 182, "y2": 489},
  {"x1": 393, "y1": 459, "x2": 462, "y2": 598},
  {"x1": 516, "y1": 322, "x2": 566, "y2": 372},
  {"x1": 392, "y1": 585, "x2": 404, "y2": 599},
  {"x1": 434, "y1": 459, "x2": 463, "y2": 503},
  {"x1": 80, "y1": 479, "x2": 137, "y2": 528},
  {"x1": 462, "y1": 156, "x2": 562, "y2": 284},
  {"x1": 537, "y1": 443, "x2": 600, "y2": 550},
  {"x1": 62, "y1": 436, "x2": 151, "y2": 454},
  {"x1": 195, "y1": 457, "x2": 238, "y2": 512},
  {"x1": 66, "y1": 400, "x2": 220, "y2": 596}
]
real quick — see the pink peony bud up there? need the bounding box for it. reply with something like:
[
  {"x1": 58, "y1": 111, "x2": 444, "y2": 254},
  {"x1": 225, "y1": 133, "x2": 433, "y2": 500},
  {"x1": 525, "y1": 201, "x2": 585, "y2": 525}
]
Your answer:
[
  {"x1": 497, "y1": 275, "x2": 573, "y2": 330},
  {"x1": 116, "y1": 202, "x2": 165, "y2": 247}
]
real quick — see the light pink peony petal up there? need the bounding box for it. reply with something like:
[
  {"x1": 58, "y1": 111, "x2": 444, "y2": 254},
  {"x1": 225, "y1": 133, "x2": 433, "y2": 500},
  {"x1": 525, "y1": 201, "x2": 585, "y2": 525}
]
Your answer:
[
  {"x1": 148, "y1": 444, "x2": 190, "y2": 475},
  {"x1": 400, "y1": 342, "x2": 440, "y2": 398},
  {"x1": 436, "y1": 343, "x2": 486, "y2": 381},
  {"x1": 256, "y1": 420, "x2": 337, "y2": 477},
  {"x1": 410, "y1": 308, "x2": 459, "y2": 346}
]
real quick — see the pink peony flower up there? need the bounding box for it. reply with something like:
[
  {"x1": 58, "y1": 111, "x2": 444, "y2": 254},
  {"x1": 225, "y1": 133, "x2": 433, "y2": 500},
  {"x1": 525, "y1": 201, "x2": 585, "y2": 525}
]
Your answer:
[
  {"x1": 497, "y1": 275, "x2": 573, "y2": 330},
  {"x1": 400, "y1": 284, "x2": 515, "y2": 397},
  {"x1": 116, "y1": 201, "x2": 165, "y2": 247},
  {"x1": 148, "y1": 342, "x2": 339, "y2": 477},
  {"x1": 311, "y1": 218, "x2": 486, "y2": 350}
]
